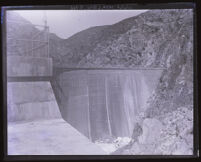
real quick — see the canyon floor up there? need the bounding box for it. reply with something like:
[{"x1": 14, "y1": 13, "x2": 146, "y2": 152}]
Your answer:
[{"x1": 8, "y1": 118, "x2": 107, "y2": 155}]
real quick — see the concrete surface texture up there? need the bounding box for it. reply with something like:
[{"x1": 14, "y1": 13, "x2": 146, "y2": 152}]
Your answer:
[
  {"x1": 8, "y1": 118, "x2": 107, "y2": 155},
  {"x1": 7, "y1": 81, "x2": 61, "y2": 122},
  {"x1": 7, "y1": 56, "x2": 52, "y2": 77},
  {"x1": 53, "y1": 70, "x2": 162, "y2": 141}
]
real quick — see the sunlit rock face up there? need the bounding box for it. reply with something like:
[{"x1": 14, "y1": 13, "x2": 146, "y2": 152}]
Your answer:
[
  {"x1": 114, "y1": 106, "x2": 193, "y2": 155},
  {"x1": 138, "y1": 118, "x2": 163, "y2": 144},
  {"x1": 52, "y1": 70, "x2": 162, "y2": 141}
]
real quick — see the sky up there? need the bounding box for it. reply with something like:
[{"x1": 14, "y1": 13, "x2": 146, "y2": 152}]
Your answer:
[{"x1": 12, "y1": 10, "x2": 147, "y2": 39}]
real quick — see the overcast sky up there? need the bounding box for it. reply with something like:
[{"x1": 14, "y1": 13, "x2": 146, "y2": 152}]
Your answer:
[{"x1": 13, "y1": 10, "x2": 147, "y2": 39}]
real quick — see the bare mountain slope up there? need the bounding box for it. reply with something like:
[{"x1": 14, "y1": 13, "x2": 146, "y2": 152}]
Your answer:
[{"x1": 49, "y1": 9, "x2": 192, "y2": 70}]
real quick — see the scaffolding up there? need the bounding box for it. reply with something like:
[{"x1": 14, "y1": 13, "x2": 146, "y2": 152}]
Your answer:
[
  {"x1": 6, "y1": 19, "x2": 49, "y2": 58},
  {"x1": 6, "y1": 12, "x2": 52, "y2": 77}
]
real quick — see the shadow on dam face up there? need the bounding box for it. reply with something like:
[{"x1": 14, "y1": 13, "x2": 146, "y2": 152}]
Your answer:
[{"x1": 51, "y1": 70, "x2": 163, "y2": 142}]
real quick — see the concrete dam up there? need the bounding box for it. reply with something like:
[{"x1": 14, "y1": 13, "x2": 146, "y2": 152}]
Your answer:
[
  {"x1": 6, "y1": 53, "x2": 162, "y2": 153},
  {"x1": 8, "y1": 68, "x2": 162, "y2": 142},
  {"x1": 6, "y1": 14, "x2": 163, "y2": 154},
  {"x1": 51, "y1": 69, "x2": 162, "y2": 141}
]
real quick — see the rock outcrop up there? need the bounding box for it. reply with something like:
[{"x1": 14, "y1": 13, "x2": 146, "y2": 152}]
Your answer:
[
  {"x1": 138, "y1": 118, "x2": 163, "y2": 145},
  {"x1": 113, "y1": 106, "x2": 193, "y2": 155}
]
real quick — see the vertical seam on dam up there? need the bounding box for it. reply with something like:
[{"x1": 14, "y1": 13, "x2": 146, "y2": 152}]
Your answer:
[
  {"x1": 86, "y1": 83, "x2": 92, "y2": 140},
  {"x1": 105, "y1": 77, "x2": 112, "y2": 136}
]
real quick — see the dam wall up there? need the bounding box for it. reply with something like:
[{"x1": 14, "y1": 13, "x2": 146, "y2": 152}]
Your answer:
[
  {"x1": 7, "y1": 56, "x2": 52, "y2": 77},
  {"x1": 7, "y1": 81, "x2": 61, "y2": 122},
  {"x1": 52, "y1": 70, "x2": 162, "y2": 141}
]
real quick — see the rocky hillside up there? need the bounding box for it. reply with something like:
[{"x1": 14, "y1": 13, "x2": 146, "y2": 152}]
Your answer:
[
  {"x1": 144, "y1": 9, "x2": 193, "y2": 117},
  {"x1": 112, "y1": 106, "x2": 193, "y2": 155},
  {"x1": 49, "y1": 9, "x2": 193, "y2": 69},
  {"x1": 50, "y1": 9, "x2": 193, "y2": 115}
]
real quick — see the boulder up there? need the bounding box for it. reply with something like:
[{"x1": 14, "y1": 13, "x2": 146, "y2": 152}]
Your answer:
[{"x1": 138, "y1": 118, "x2": 163, "y2": 144}]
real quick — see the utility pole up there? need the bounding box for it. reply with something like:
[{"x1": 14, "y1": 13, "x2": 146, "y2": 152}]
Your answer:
[
  {"x1": 43, "y1": 11, "x2": 49, "y2": 59},
  {"x1": 43, "y1": 11, "x2": 47, "y2": 27}
]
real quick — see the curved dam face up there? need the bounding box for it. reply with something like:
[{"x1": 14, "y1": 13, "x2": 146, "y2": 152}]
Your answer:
[{"x1": 52, "y1": 70, "x2": 162, "y2": 141}]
